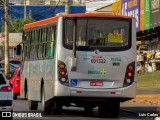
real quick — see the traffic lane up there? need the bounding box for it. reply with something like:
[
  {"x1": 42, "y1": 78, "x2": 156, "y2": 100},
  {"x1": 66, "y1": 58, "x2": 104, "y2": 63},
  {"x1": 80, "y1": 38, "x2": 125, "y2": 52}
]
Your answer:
[{"x1": 13, "y1": 99, "x2": 154, "y2": 120}]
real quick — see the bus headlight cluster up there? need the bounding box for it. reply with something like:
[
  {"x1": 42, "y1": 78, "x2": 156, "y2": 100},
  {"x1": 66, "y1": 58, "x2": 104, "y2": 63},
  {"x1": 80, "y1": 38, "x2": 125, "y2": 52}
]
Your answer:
[{"x1": 123, "y1": 62, "x2": 135, "y2": 87}]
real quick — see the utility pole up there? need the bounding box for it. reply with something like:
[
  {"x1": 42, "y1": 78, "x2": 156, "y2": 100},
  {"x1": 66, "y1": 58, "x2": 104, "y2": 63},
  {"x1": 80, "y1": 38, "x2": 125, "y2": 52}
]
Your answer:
[
  {"x1": 4, "y1": 0, "x2": 9, "y2": 77},
  {"x1": 24, "y1": 0, "x2": 26, "y2": 19},
  {"x1": 65, "y1": 0, "x2": 70, "y2": 14}
]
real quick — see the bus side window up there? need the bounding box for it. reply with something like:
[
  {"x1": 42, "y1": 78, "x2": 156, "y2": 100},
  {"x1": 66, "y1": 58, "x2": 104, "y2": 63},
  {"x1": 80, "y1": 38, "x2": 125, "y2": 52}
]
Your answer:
[
  {"x1": 47, "y1": 26, "x2": 52, "y2": 57},
  {"x1": 35, "y1": 29, "x2": 39, "y2": 59},
  {"x1": 24, "y1": 32, "x2": 28, "y2": 60},
  {"x1": 26, "y1": 31, "x2": 31, "y2": 60},
  {"x1": 42, "y1": 27, "x2": 47, "y2": 58},
  {"x1": 38, "y1": 28, "x2": 43, "y2": 58},
  {"x1": 30, "y1": 30, "x2": 35, "y2": 59},
  {"x1": 48, "y1": 25, "x2": 56, "y2": 57},
  {"x1": 45, "y1": 27, "x2": 49, "y2": 58}
]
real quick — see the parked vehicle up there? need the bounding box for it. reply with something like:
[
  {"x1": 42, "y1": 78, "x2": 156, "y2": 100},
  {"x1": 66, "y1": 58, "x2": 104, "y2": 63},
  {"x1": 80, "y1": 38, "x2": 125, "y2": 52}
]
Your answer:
[
  {"x1": 0, "y1": 59, "x2": 21, "y2": 67},
  {"x1": 0, "y1": 61, "x2": 19, "y2": 74},
  {"x1": 0, "y1": 71, "x2": 13, "y2": 111},
  {"x1": 9, "y1": 67, "x2": 21, "y2": 100},
  {"x1": 9, "y1": 59, "x2": 21, "y2": 66}
]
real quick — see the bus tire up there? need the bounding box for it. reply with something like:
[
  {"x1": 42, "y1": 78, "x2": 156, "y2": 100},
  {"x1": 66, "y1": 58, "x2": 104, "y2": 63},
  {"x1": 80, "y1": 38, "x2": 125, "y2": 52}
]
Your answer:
[
  {"x1": 41, "y1": 86, "x2": 52, "y2": 115},
  {"x1": 98, "y1": 101, "x2": 120, "y2": 118},
  {"x1": 52, "y1": 100, "x2": 62, "y2": 115},
  {"x1": 28, "y1": 100, "x2": 38, "y2": 110},
  {"x1": 84, "y1": 105, "x2": 94, "y2": 114}
]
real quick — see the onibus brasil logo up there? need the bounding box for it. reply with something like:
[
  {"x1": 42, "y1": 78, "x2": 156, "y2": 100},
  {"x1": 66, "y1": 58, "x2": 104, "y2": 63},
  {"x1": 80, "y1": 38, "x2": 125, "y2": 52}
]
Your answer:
[{"x1": 88, "y1": 69, "x2": 106, "y2": 75}]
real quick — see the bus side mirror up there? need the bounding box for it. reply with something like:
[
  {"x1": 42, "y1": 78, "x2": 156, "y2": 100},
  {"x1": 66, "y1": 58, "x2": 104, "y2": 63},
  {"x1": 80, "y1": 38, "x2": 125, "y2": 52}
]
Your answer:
[{"x1": 16, "y1": 44, "x2": 21, "y2": 55}]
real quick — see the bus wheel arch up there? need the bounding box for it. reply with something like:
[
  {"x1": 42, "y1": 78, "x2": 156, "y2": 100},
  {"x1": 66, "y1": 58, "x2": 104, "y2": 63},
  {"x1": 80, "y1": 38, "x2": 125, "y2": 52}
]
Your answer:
[
  {"x1": 27, "y1": 78, "x2": 38, "y2": 110},
  {"x1": 40, "y1": 78, "x2": 44, "y2": 99},
  {"x1": 41, "y1": 79, "x2": 52, "y2": 115},
  {"x1": 24, "y1": 78, "x2": 28, "y2": 99}
]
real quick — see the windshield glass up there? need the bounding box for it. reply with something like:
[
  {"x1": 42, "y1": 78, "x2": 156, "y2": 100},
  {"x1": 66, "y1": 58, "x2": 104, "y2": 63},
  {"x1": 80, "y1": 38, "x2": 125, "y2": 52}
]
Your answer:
[{"x1": 64, "y1": 18, "x2": 131, "y2": 51}]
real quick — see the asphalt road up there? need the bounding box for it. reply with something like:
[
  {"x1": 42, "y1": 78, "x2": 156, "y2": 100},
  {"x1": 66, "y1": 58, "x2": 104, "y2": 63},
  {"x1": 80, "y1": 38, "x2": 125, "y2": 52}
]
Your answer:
[{"x1": 10, "y1": 98, "x2": 158, "y2": 120}]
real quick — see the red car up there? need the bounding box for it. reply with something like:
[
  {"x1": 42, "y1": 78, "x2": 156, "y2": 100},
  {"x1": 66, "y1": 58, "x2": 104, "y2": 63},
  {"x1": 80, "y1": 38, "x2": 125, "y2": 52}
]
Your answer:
[{"x1": 9, "y1": 67, "x2": 21, "y2": 100}]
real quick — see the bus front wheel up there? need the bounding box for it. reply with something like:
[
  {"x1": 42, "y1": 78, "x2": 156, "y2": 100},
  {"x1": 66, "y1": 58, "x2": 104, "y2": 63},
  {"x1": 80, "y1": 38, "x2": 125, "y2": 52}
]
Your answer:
[
  {"x1": 41, "y1": 86, "x2": 52, "y2": 115},
  {"x1": 98, "y1": 101, "x2": 120, "y2": 118}
]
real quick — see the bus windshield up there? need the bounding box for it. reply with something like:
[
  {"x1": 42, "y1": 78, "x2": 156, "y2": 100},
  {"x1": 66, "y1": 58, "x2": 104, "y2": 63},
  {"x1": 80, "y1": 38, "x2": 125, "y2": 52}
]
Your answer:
[{"x1": 64, "y1": 18, "x2": 131, "y2": 51}]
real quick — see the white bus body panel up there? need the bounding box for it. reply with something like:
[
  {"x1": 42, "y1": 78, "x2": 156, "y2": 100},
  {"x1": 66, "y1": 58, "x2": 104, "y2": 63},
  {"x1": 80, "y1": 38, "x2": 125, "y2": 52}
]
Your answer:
[{"x1": 53, "y1": 18, "x2": 136, "y2": 99}]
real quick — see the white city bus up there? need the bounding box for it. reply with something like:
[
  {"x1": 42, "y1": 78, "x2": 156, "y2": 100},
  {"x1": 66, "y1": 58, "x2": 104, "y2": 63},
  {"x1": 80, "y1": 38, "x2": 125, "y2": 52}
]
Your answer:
[{"x1": 17, "y1": 13, "x2": 136, "y2": 118}]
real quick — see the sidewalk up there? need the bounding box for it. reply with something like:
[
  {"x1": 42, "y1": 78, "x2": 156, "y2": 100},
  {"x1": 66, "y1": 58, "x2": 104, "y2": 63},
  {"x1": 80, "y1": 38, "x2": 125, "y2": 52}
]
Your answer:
[
  {"x1": 121, "y1": 89, "x2": 160, "y2": 119},
  {"x1": 126, "y1": 94, "x2": 160, "y2": 106},
  {"x1": 135, "y1": 88, "x2": 160, "y2": 105},
  {"x1": 137, "y1": 89, "x2": 160, "y2": 95}
]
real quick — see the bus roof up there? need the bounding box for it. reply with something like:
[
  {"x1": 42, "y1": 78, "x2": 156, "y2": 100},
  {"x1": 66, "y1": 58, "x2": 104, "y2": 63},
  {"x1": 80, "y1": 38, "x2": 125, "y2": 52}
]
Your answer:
[{"x1": 24, "y1": 13, "x2": 133, "y2": 30}]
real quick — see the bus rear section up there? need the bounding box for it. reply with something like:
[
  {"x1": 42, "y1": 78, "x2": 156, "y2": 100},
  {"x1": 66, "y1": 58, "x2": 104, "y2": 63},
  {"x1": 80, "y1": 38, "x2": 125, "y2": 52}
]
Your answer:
[{"x1": 54, "y1": 15, "x2": 136, "y2": 117}]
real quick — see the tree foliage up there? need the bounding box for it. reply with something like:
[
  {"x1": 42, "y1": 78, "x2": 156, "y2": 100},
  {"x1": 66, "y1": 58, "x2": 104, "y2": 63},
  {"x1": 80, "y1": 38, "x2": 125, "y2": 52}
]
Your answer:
[{"x1": 1, "y1": 17, "x2": 36, "y2": 32}]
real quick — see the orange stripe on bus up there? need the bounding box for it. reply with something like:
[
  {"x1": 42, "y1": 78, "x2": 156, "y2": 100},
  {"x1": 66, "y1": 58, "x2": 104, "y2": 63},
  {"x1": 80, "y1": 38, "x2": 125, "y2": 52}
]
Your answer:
[
  {"x1": 24, "y1": 13, "x2": 133, "y2": 30},
  {"x1": 24, "y1": 16, "x2": 59, "y2": 30}
]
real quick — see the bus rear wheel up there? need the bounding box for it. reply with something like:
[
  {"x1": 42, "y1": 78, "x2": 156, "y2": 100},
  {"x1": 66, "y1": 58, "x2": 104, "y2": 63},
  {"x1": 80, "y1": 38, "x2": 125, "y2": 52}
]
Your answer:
[
  {"x1": 84, "y1": 105, "x2": 94, "y2": 114},
  {"x1": 98, "y1": 101, "x2": 120, "y2": 118},
  {"x1": 28, "y1": 100, "x2": 38, "y2": 110},
  {"x1": 41, "y1": 86, "x2": 52, "y2": 115},
  {"x1": 52, "y1": 100, "x2": 62, "y2": 115}
]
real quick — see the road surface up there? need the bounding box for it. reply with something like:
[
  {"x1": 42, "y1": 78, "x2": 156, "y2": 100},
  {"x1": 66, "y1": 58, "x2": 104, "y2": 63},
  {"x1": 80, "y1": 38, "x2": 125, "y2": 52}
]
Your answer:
[{"x1": 10, "y1": 98, "x2": 158, "y2": 120}]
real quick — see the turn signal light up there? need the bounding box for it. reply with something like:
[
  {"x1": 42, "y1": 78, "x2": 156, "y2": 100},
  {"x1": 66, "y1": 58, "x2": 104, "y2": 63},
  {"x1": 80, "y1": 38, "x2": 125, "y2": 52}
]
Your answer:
[
  {"x1": 59, "y1": 64, "x2": 65, "y2": 69},
  {"x1": 128, "y1": 65, "x2": 134, "y2": 71},
  {"x1": 60, "y1": 70, "x2": 66, "y2": 76}
]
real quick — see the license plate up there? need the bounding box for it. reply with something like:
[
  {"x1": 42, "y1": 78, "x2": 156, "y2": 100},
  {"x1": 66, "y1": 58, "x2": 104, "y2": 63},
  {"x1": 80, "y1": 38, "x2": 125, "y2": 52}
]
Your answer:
[{"x1": 90, "y1": 81, "x2": 103, "y2": 86}]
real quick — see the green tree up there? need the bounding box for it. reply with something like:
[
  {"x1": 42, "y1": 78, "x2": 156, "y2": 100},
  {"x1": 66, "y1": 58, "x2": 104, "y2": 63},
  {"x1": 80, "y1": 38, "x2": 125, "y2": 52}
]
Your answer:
[
  {"x1": 1, "y1": 17, "x2": 36, "y2": 32},
  {"x1": 0, "y1": 0, "x2": 4, "y2": 5}
]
